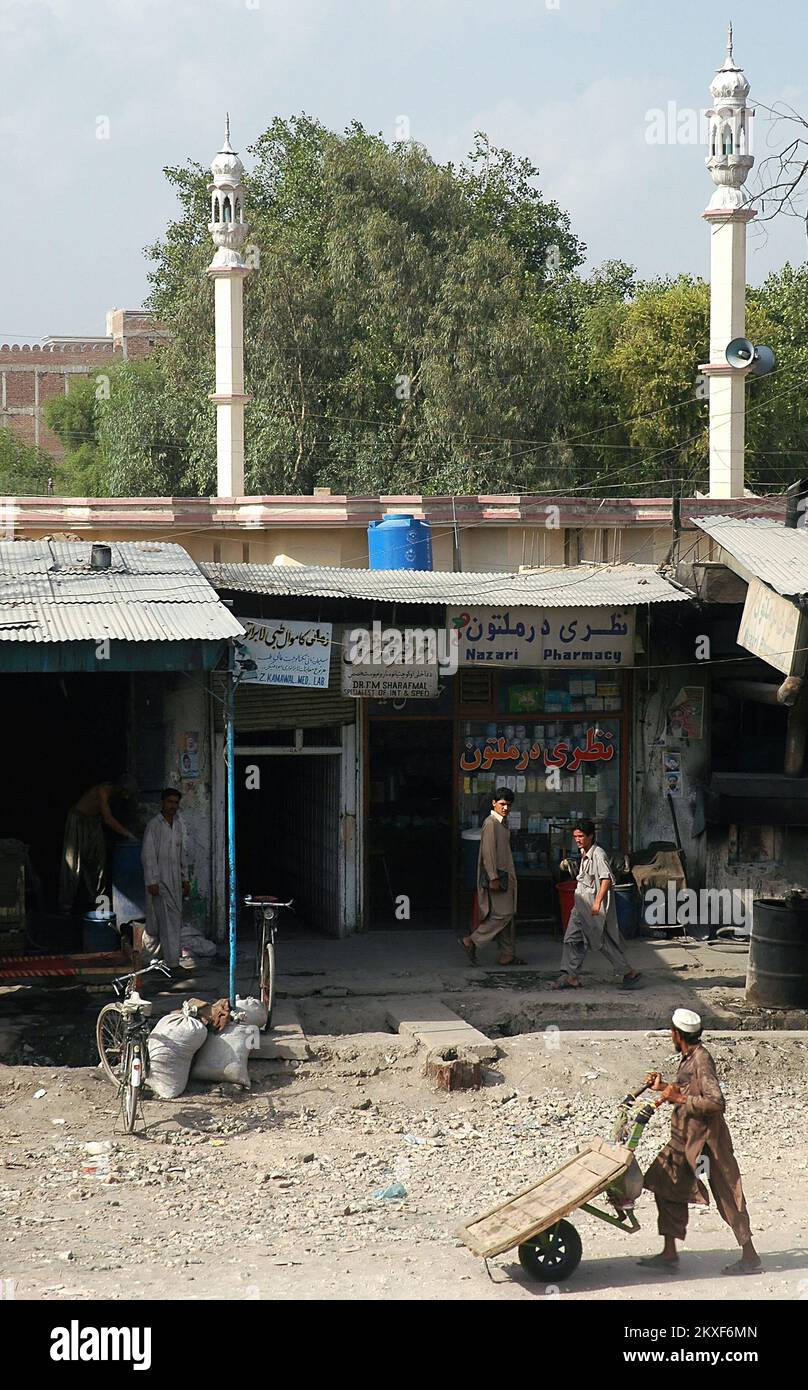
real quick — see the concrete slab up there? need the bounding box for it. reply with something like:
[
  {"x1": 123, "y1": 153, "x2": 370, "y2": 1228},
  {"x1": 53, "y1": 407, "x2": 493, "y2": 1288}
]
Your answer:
[
  {"x1": 254, "y1": 1000, "x2": 311, "y2": 1061},
  {"x1": 414, "y1": 1028, "x2": 499, "y2": 1062},
  {"x1": 384, "y1": 996, "x2": 498, "y2": 1061},
  {"x1": 386, "y1": 997, "x2": 463, "y2": 1028}
]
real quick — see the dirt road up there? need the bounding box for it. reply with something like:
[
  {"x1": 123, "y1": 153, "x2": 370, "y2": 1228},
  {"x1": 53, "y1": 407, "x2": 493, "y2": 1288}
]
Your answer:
[{"x1": 1, "y1": 1030, "x2": 806, "y2": 1301}]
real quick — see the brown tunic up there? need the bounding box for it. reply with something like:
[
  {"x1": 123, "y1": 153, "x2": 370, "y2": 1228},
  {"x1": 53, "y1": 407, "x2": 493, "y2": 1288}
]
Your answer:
[
  {"x1": 643, "y1": 1042, "x2": 752, "y2": 1245},
  {"x1": 476, "y1": 814, "x2": 517, "y2": 924}
]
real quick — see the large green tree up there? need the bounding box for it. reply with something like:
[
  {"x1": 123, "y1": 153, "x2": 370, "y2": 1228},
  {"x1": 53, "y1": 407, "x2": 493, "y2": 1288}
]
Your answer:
[
  {"x1": 44, "y1": 359, "x2": 184, "y2": 497},
  {"x1": 34, "y1": 114, "x2": 808, "y2": 501},
  {"x1": 746, "y1": 263, "x2": 808, "y2": 491},
  {"x1": 555, "y1": 270, "x2": 787, "y2": 496},
  {"x1": 0, "y1": 428, "x2": 51, "y2": 495},
  {"x1": 141, "y1": 117, "x2": 585, "y2": 497}
]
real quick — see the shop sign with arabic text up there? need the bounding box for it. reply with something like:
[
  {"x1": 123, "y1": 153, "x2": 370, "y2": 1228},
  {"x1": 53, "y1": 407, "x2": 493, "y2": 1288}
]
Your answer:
[
  {"x1": 341, "y1": 663, "x2": 438, "y2": 698},
  {"x1": 238, "y1": 617, "x2": 332, "y2": 688},
  {"x1": 459, "y1": 726, "x2": 615, "y2": 775},
  {"x1": 447, "y1": 607, "x2": 635, "y2": 666},
  {"x1": 737, "y1": 578, "x2": 804, "y2": 677}
]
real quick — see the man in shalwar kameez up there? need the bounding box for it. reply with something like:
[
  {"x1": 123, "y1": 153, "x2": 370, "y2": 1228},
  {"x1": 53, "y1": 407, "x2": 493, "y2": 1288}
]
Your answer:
[
  {"x1": 59, "y1": 776, "x2": 138, "y2": 914},
  {"x1": 459, "y1": 789, "x2": 525, "y2": 966},
  {"x1": 638, "y1": 1008, "x2": 761, "y2": 1276},
  {"x1": 141, "y1": 788, "x2": 189, "y2": 972},
  {"x1": 552, "y1": 820, "x2": 642, "y2": 991}
]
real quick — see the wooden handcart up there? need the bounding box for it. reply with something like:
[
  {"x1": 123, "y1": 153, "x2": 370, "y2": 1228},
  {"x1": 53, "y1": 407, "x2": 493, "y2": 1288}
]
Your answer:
[{"x1": 458, "y1": 1089, "x2": 662, "y2": 1281}]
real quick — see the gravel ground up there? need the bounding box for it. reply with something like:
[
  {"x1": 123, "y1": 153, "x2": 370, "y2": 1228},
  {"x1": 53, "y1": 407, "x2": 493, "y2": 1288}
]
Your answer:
[{"x1": 1, "y1": 1031, "x2": 806, "y2": 1302}]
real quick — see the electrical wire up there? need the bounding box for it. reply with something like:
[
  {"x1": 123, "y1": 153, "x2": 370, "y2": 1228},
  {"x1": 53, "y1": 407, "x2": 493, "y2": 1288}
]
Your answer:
[{"x1": 8, "y1": 347, "x2": 805, "y2": 468}]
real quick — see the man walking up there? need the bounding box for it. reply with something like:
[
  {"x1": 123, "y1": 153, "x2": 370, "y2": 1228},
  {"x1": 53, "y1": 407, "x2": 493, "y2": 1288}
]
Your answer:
[
  {"x1": 639, "y1": 1008, "x2": 761, "y2": 1276},
  {"x1": 552, "y1": 819, "x2": 641, "y2": 990},
  {"x1": 141, "y1": 788, "x2": 189, "y2": 973},
  {"x1": 459, "y1": 788, "x2": 524, "y2": 966},
  {"x1": 60, "y1": 776, "x2": 139, "y2": 914}
]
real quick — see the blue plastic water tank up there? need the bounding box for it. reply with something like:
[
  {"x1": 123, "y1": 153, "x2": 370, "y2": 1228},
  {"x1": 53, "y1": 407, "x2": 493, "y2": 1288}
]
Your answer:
[{"x1": 367, "y1": 514, "x2": 433, "y2": 570}]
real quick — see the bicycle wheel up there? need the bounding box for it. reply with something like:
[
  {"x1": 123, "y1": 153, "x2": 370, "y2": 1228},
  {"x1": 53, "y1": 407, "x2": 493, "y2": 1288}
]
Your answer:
[
  {"x1": 96, "y1": 1003, "x2": 126, "y2": 1086},
  {"x1": 259, "y1": 940, "x2": 275, "y2": 1029},
  {"x1": 122, "y1": 1042, "x2": 141, "y2": 1133}
]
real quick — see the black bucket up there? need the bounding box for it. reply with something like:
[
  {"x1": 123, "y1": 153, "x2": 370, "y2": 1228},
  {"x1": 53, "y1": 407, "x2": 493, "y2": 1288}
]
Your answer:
[{"x1": 746, "y1": 896, "x2": 808, "y2": 1009}]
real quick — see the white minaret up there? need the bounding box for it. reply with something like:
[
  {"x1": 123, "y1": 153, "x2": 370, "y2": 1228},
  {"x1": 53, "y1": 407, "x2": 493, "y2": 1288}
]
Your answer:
[
  {"x1": 700, "y1": 25, "x2": 755, "y2": 499},
  {"x1": 207, "y1": 116, "x2": 251, "y2": 498}
]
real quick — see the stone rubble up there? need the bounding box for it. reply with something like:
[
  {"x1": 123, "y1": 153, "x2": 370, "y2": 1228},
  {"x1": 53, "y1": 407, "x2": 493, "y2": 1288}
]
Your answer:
[{"x1": 0, "y1": 1032, "x2": 805, "y2": 1294}]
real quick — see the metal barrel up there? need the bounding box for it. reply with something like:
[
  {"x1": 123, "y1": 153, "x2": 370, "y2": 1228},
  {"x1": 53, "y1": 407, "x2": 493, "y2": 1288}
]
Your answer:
[{"x1": 745, "y1": 896, "x2": 808, "y2": 1008}]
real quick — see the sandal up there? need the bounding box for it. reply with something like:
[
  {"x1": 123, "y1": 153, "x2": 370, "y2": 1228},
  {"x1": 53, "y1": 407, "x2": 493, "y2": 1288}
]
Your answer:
[
  {"x1": 458, "y1": 937, "x2": 478, "y2": 966},
  {"x1": 637, "y1": 1255, "x2": 679, "y2": 1272},
  {"x1": 550, "y1": 975, "x2": 582, "y2": 990},
  {"x1": 722, "y1": 1259, "x2": 762, "y2": 1276}
]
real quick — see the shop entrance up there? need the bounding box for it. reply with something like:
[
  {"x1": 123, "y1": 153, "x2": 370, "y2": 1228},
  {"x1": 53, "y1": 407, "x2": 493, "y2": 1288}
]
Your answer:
[
  {"x1": 0, "y1": 673, "x2": 130, "y2": 913},
  {"x1": 234, "y1": 744, "x2": 344, "y2": 936},
  {"x1": 367, "y1": 718, "x2": 453, "y2": 929}
]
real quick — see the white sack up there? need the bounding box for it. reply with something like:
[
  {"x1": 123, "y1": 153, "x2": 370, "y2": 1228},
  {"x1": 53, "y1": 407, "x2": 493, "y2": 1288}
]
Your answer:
[
  {"x1": 190, "y1": 1022, "x2": 258, "y2": 1089},
  {"x1": 180, "y1": 925, "x2": 217, "y2": 961},
  {"x1": 147, "y1": 1011, "x2": 208, "y2": 1099},
  {"x1": 234, "y1": 995, "x2": 268, "y2": 1029}
]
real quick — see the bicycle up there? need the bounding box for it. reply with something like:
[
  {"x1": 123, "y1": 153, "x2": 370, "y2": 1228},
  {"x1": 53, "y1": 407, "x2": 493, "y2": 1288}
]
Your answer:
[
  {"x1": 96, "y1": 959, "x2": 172, "y2": 1132},
  {"x1": 243, "y1": 896, "x2": 294, "y2": 1031}
]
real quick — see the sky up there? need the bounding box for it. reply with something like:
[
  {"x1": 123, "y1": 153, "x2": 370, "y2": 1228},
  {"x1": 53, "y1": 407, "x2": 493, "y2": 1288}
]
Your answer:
[{"x1": 3, "y1": 0, "x2": 808, "y2": 340}]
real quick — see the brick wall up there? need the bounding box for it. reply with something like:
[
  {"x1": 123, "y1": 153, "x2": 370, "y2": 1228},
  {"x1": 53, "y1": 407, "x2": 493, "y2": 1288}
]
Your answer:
[{"x1": 0, "y1": 310, "x2": 167, "y2": 465}]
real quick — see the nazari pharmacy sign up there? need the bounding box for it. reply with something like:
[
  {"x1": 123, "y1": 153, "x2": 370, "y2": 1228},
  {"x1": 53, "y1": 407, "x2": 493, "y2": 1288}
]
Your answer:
[{"x1": 447, "y1": 607, "x2": 635, "y2": 667}]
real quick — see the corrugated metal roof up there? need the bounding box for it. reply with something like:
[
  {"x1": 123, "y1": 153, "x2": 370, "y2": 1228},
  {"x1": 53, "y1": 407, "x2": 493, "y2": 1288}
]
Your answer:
[
  {"x1": 0, "y1": 540, "x2": 243, "y2": 644},
  {"x1": 199, "y1": 562, "x2": 690, "y2": 608},
  {"x1": 692, "y1": 516, "x2": 808, "y2": 597}
]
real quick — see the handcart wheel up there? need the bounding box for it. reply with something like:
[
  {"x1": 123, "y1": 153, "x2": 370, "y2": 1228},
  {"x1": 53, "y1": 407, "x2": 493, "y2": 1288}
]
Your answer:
[{"x1": 518, "y1": 1220, "x2": 583, "y2": 1281}]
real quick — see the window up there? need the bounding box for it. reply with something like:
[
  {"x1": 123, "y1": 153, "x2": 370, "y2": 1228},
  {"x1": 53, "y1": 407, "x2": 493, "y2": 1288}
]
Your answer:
[
  {"x1": 459, "y1": 670, "x2": 493, "y2": 708},
  {"x1": 727, "y1": 824, "x2": 781, "y2": 865},
  {"x1": 459, "y1": 717, "x2": 622, "y2": 859}
]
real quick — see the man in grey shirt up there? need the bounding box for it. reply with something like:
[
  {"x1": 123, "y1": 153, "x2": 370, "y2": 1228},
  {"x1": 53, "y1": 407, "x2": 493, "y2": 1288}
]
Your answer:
[{"x1": 552, "y1": 819, "x2": 642, "y2": 991}]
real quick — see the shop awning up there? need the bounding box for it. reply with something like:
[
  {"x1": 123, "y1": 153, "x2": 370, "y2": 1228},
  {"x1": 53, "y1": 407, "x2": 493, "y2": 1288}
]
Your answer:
[
  {"x1": 0, "y1": 539, "x2": 243, "y2": 671},
  {"x1": 692, "y1": 516, "x2": 808, "y2": 599},
  {"x1": 200, "y1": 562, "x2": 691, "y2": 608}
]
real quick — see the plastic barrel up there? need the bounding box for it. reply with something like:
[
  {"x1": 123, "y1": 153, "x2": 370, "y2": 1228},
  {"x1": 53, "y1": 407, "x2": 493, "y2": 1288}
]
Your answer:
[
  {"x1": 82, "y1": 911, "x2": 119, "y2": 953},
  {"x1": 614, "y1": 883, "x2": 641, "y2": 939},
  {"x1": 556, "y1": 879, "x2": 576, "y2": 931},
  {"x1": 745, "y1": 897, "x2": 808, "y2": 1009},
  {"x1": 112, "y1": 840, "x2": 146, "y2": 923},
  {"x1": 367, "y1": 514, "x2": 433, "y2": 570}
]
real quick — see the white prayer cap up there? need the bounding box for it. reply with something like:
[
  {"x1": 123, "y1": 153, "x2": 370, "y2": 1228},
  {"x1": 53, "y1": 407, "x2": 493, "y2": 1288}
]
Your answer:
[{"x1": 672, "y1": 1008, "x2": 701, "y2": 1033}]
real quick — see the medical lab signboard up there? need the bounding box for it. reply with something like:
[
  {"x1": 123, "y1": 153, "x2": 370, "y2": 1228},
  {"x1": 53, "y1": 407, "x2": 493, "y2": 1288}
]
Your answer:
[
  {"x1": 238, "y1": 617, "x2": 332, "y2": 688},
  {"x1": 447, "y1": 607, "x2": 635, "y2": 667}
]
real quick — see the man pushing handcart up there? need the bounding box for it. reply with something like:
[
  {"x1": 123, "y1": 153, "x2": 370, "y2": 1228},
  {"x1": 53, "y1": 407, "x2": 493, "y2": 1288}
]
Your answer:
[{"x1": 458, "y1": 1011, "x2": 760, "y2": 1282}]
